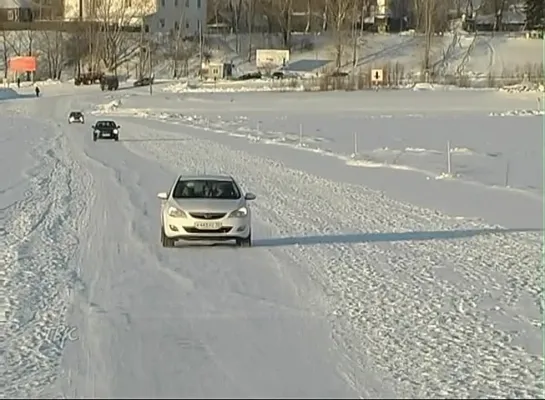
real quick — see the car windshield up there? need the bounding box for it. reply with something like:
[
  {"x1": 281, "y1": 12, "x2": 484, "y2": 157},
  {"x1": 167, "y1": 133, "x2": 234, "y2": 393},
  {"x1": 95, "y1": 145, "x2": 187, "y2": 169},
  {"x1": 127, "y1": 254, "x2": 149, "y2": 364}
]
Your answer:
[
  {"x1": 173, "y1": 179, "x2": 241, "y2": 199},
  {"x1": 97, "y1": 121, "x2": 115, "y2": 128},
  {"x1": 71, "y1": 112, "x2": 81, "y2": 117}
]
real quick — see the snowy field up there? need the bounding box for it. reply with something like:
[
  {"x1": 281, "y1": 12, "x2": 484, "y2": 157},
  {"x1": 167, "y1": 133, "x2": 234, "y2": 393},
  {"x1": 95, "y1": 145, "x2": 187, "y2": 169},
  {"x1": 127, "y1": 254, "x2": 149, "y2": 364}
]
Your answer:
[
  {"x1": 1, "y1": 30, "x2": 542, "y2": 85},
  {"x1": 2, "y1": 82, "x2": 543, "y2": 398}
]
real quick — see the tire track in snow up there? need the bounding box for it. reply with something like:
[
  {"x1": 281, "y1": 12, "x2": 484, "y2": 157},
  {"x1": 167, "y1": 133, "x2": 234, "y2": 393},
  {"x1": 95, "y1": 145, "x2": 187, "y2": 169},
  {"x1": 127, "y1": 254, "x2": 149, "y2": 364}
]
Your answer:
[
  {"x1": 2, "y1": 122, "x2": 93, "y2": 398},
  {"x1": 117, "y1": 120, "x2": 542, "y2": 398}
]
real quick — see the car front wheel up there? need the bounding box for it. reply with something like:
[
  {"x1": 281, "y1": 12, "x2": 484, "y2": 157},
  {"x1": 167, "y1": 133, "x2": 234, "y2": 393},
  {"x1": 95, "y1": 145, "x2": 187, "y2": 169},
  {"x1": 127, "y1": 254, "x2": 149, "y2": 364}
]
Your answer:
[
  {"x1": 236, "y1": 231, "x2": 252, "y2": 247},
  {"x1": 161, "y1": 228, "x2": 175, "y2": 247}
]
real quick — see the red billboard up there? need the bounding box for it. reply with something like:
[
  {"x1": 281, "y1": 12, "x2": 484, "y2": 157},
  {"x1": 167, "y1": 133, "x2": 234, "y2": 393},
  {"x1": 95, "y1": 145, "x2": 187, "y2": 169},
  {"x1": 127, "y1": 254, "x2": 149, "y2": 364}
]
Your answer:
[{"x1": 8, "y1": 56, "x2": 37, "y2": 73}]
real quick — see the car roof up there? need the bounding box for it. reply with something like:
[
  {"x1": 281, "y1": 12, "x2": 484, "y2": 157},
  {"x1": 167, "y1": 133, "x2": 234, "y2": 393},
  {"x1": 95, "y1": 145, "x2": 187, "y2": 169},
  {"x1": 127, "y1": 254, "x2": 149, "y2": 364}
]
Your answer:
[
  {"x1": 177, "y1": 174, "x2": 234, "y2": 182},
  {"x1": 70, "y1": 111, "x2": 82, "y2": 114},
  {"x1": 96, "y1": 120, "x2": 116, "y2": 123}
]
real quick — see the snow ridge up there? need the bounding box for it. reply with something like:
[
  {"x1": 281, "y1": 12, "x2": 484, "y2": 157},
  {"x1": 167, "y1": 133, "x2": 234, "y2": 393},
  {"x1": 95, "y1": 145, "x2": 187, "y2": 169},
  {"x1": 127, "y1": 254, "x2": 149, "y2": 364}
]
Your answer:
[
  {"x1": 2, "y1": 121, "x2": 93, "y2": 398},
  {"x1": 117, "y1": 119, "x2": 543, "y2": 398}
]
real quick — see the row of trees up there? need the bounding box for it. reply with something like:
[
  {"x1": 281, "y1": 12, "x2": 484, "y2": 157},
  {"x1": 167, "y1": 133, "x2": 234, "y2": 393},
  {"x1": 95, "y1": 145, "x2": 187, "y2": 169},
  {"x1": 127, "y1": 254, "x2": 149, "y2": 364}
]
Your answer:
[
  {"x1": 1, "y1": 0, "x2": 541, "y2": 80},
  {"x1": 0, "y1": 0, "x2": 203, "y2": 80},
  {"x1": 208, "y1": 0, "x2": 540, "y2": 46},
  {"x1": 208, "y1": 0, "x2": 451, "y2": 70},
  {"x1": 524, "y1": 0, "x2": 544, "y2": 29},
  {"x1": 207, "y1": 0, "x2": 541, "y2": 73}
]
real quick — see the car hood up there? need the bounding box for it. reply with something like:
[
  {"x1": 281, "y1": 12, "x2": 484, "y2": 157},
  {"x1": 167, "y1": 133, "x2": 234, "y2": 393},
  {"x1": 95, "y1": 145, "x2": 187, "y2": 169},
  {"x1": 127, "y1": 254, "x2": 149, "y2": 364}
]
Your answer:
[{"x1": 171, "y1": 198, "x2": 244, "y2": 213}]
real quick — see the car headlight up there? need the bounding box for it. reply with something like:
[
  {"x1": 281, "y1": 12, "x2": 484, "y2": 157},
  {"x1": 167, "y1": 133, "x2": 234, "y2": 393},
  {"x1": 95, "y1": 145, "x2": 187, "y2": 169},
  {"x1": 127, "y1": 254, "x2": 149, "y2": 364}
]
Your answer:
[
  {"x1": 94, "y1": 130, "x2": 100, "y2": 134},
  {"x1": 167, "y1": 206, "x2": 187, "y2": 218},
  {"x1": 113, "y1": 129, "x2": 118, "y2": 134},
  {"x1": 229, "y1": 207, "x2": 248, "y2": 218}
]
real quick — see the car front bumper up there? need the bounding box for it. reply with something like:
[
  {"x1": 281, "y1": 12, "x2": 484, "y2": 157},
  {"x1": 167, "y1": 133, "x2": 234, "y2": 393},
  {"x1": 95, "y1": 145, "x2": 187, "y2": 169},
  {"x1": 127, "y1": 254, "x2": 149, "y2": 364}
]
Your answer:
[{"x1": 163, "y1": 214, "x2": 250, "y2": 240}]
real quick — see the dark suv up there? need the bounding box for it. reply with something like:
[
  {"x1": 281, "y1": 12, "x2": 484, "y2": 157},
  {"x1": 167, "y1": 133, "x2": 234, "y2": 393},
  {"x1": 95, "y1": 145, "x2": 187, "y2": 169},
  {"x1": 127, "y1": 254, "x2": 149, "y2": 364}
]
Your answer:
[
  {"x1": 75, "y1": 72, "x2": 104, "y2": 85},
  {"x1": 100, "y1": 75, "x2": 119, "y2": 91},
  {"x1": 92, "y1": 120, "x2": 120, "y2": 141}
]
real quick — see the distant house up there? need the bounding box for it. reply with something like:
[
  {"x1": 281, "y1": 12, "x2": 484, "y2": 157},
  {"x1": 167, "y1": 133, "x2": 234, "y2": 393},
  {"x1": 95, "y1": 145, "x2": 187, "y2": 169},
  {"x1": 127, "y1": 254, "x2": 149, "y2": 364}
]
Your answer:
[
  {"x1": 0, "y1": 0, "x2": 63, "y2": 22},
  {"x1": 206, "y1": 6, "x2": 268, "y2": 34},
  {"x1": 352, "y1": 0, "x2": 410, "y2": 32},
  {"x1": 465, "y1": 4, "x2": 527, "y2": 31},
  {"x1": 63, "y1": 0, "x2": 156, "y2": 26},
  {"x1": 143, "y1": 0, "x2": 206, "y2": 36}
]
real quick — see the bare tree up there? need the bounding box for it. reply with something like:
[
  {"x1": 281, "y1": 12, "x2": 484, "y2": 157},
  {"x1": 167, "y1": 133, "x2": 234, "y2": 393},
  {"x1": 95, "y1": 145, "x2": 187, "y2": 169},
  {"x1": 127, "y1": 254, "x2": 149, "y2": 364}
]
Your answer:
[
  {"x1": 422, "y1": 0, "x2": 435, "y2": 74},
  {"x1": 419, "y1": 0, "x2": 449, "y2": 76},
  {"x1": 229, "y1": 0, "x2": 244, "y2": 52},
  {"x1": 40, "y1": 31, "x2": 66, "y2": 79},
  {"x1": 275, "y1": 0, "x2": 293, "y2": 48},
  {"x1": 167, "y1": 9, "x2": 199, "y2": 78},
  {"x1": 1, "y1": 30, "x2": 10, "y2": 79},
  {"x1": 2, "y1": 29, "x2": 36, "y2": 80},
  {"x1": 258, "y1": 0, "x2": 279, "y2": 42},
  {"x1": 245, "y1": 0, "x2": 256, "y2": 61},
  {"x1": 305, "y1": 0, "x2": 312, "y2": 32},
  {"x1": 92, "y1": 0, "x2": 154, "y2": 73},
  {"x1": 327, "y1": 0, "x2": 357, "y2": 69},
  {"x1": 64, "y1": 28, "x2": 91, "y2": 76}
]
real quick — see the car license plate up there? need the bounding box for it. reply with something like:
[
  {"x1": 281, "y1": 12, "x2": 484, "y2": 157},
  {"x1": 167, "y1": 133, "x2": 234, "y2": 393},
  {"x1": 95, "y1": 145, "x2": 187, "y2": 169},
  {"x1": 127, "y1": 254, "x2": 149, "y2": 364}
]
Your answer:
[{"x1": 194, "y1": 221, "x2": 222, "y2": 230}]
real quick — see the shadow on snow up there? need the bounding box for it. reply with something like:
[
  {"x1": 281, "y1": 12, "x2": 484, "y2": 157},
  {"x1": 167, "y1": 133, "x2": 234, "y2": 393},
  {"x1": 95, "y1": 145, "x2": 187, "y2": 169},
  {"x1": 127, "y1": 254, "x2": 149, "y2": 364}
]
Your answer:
[{"x1": 253, "y1": 227, "x2": 541, "y2": 248}]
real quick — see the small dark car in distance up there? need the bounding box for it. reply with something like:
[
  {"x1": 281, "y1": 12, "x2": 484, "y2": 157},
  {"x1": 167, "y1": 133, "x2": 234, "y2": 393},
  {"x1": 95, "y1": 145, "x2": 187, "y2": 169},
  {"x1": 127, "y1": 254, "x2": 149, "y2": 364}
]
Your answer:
[
  {"x1": 74, "y1": 71, "x2": 104, "y2": 86},
  {"x1": 134, "y1": 77, "x2": 154, "y2": 87},
  {"x1": 92, "y1": 120, "x2": 121, "y2": 141},
  {"x1": 100, "y1": 75, "x2": 119, "y2": 91},
  {"x1": 68, "y1": 111, "x2": 84, "y2": 124},
  {"x1": 238, "y1": 71, "x2": 262, "y2": 81}
]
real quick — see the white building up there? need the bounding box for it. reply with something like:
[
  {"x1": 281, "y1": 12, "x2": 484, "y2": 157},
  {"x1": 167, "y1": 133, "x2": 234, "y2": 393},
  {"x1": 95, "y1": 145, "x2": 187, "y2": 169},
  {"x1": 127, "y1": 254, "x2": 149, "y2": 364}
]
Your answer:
[
  {"x1": 0, "y1": 0, "x2": 32, "y2": 7},
  {"x1": 144, "y1": 0, "x2": 206, "y2": 37},
  {"x1": 64, "y1": 0, "x2": 158, "y2": 25}
]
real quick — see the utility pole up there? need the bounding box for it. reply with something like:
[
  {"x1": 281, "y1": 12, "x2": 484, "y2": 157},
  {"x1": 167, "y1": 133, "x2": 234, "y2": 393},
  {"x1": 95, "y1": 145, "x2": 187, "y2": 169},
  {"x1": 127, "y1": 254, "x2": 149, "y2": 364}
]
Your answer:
[
  {"x1": 149, "y1": 39, "x2": 152, "y2": 95},
  {"x1": 198, "y1": 20, "x2": 203, "y2": 80}
]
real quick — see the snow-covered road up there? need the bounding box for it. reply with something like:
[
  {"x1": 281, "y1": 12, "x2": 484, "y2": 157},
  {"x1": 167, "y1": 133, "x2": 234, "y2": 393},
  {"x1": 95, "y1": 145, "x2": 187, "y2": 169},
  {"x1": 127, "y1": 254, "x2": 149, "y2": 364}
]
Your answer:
[
  {"x1": 2, "y1": 87, "x2": 543, "y2": 398},
  {"x1": 4, "y1": 92, "x2": 369, "y2": 398}
]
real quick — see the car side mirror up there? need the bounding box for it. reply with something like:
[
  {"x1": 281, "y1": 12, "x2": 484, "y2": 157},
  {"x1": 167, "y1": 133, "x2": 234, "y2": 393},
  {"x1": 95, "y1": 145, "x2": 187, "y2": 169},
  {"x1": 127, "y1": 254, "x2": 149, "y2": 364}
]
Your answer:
[
  {"x1": 244, "y1": 192, "x2": 256, "y2": 201},
  {"x1": 157, "y1": 192, "x2": 168, "y2": 200},
  {"x1": 91, "y1": 125, "x2": 95, "y2": 129},
  {"x1": 117, "y1": 125, "x2": 121, "y2": 129}
]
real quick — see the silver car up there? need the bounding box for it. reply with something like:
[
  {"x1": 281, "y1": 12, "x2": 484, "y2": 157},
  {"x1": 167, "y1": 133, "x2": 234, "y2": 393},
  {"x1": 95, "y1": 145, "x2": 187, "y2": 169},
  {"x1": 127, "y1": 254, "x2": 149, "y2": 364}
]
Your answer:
[{"x1": 157, "y1": 174, "x2": 256, "y2": 247}]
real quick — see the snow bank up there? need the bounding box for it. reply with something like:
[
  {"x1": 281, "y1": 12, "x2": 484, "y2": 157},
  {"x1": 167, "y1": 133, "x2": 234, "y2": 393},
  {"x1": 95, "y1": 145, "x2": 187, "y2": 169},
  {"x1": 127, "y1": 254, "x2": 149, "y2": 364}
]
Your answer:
[
  {"x1": 499, "y1": 83, "x2": 545, "y2": 94},
  {"x1": 163, "y1": 79, "x2": 305, "y2": 94},
  {"x1": 412, "y1": 83, "x2": 436, "y2": 91},
  {"x1": 489, "y1": 109, "x2": 544, "y2": 117},
  {"x1": 15, "y1": 79, "x2": 63, "y2": 88},
  {"x1": 96, "y1": 99, "x2": 122, "y2": 112}
]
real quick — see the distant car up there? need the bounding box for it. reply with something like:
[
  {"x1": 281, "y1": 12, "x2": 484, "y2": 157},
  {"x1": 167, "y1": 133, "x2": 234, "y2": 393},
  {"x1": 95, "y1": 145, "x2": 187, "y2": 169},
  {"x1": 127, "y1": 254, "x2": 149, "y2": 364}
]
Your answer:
[
  {"x1": 238, "y1": 71, "x2": 262, "y2": 81},
  {"x1": 100, "y1": 75, "x2": 119, "y2": 91},
  {"x1": 68, "y1": 111, "x2": 84, "y2": 124},
  {"x1": 157, "y1": 174, "x2": 256, "y2": 248},
  {"x1": 92, "y1": 120, "x2": 120, "y2": 141},
  {"x1": 329, "y1": 71, "x2": 349, "y2": 78},
  {"x1": 74, "y1": 72, "x2": 104, "y2": 86},
  {"x1": 272, "y1": 71, "x2": 284, "y2": 80},
  {"x1": 133, "y1": 77, "x2": 154, "y2": 87}
]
